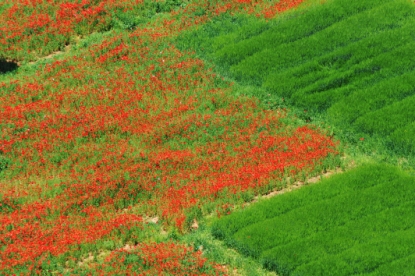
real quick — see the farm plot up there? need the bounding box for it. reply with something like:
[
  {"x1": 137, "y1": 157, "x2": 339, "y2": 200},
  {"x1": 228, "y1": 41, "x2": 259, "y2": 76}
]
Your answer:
[
  {"x1": 0, "y1": 0, "x2": 308, "y2": 62},
  {"x1": 178, "y1": 0, "x2": 415, "y2": 154},
  {"x1": 212, "y1": 163, "x2": 415, "y2": 275},
  {"x1": 0, "y1": 0, "x2": 337, "y2": 274}
]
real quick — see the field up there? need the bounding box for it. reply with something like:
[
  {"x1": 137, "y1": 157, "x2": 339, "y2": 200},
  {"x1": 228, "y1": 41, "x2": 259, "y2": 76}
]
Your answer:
[
  {"x1": 1, "y1": 0, "x2": 414, "y2": 275},
  {"x1": 212, "y1": 164, "x2": 415, "y2": 275},
  {"x1": 179, "y1": 0, "x2": 415, "y2": 154}
]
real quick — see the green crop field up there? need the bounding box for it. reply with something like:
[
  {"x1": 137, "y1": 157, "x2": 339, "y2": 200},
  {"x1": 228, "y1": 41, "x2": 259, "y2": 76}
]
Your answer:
[
  {"x1": 212, "y1": 164, "x2": 415, "y2": 275},
  {"x1": 179, "y1": 0, "x2": 415, "y2": 154}
]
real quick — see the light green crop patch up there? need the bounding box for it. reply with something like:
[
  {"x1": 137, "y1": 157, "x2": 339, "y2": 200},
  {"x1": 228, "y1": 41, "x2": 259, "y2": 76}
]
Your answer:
[
  {"x1": 177, "y1": 0, "x2": 415, "y2": 155},
  {"x1": 212, "y1": 163, "x2": 415, "y2": 275}
]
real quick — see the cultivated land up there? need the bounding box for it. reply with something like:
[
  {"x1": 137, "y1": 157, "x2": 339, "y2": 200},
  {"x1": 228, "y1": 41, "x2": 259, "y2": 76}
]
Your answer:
[
  {"x1": 212, "y1": 164, "x2": 415, "y2": 275},
  {"x1": 180, "y1": 0, "x2": 415, "y2": 155},
  {"x1": 1, "y1": 0, "x2": 414, "y2": 275}
]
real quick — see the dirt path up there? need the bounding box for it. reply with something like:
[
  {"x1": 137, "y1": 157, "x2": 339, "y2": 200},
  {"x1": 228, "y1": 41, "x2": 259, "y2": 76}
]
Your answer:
[
  {"x1": 251, "y1": 167, "x2": 344, "y2": 204},
  {"x1": 26, "y1": 44, "x2": 72, "y2": 66}
]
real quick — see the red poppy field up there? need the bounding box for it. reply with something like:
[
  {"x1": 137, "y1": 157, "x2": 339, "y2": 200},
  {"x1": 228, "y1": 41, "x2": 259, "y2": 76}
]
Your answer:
[{"x1": 0, "y1": 0, "x2": 343, "y2": 274}]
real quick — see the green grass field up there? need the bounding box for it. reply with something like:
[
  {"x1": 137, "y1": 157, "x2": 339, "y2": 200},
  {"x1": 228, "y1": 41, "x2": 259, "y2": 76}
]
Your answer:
[
  {"x1": 178, "y1": 0, "x2": 415, "y2": 155},
  {"x1": 212, "y1": 164, "x2": 415, "y2": 275}
]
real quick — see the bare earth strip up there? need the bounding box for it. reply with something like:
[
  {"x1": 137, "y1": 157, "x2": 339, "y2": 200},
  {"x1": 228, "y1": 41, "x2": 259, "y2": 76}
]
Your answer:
[{"x1": 256, "y1": 167, "x2": 344, "y2": 202}]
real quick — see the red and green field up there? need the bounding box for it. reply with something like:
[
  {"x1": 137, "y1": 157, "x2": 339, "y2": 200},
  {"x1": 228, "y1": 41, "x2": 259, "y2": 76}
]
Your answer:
[{"x1": 1, "y1": 0, "x2": 414, "y2": 275}]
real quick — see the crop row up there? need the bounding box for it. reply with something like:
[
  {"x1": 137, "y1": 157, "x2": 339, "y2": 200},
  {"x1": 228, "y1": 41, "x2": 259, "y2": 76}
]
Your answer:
[
  {"x1": 212, "y1": 164, "x2": 415, "y2": 275},
  {"x1": 231, "y1": 0, "x2": 414, "y2": 82},
  {"x1": 189, "y1": 0, "x2": 388, "y2": 69},
  {"x1": 179, "y1": 0, "x2": 415, "y2": 154}
]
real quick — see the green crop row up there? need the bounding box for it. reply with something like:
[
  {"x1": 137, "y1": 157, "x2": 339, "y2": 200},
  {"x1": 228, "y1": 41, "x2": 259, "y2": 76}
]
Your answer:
[
  {"x1": 354, "y1": 94, "x2": 415, "y2": 135},
  {"x1": 177, "y1": 0, "x2": 415, "y2": 155},
  {"x1": 326, "y1": 66, "x2": 415, "y2": 125},
  {"x1": 212, "y1": 164, "x2": 415, "y2": 275},
  {"x1": 213, "y1": 0, "x2": 391, "y2": 68},
  {"x1": 231, "y1": 0, "x2": 415, "y2": 84},
  {"x1": 265, "y1": 20, "x2": 415, "y2": 105},
  {"x1": 299, "y1": 38, "x2": 415, "y2": 107},
  {"x1": 264, "y1": 16, "x2": 415, "y2": 96}
]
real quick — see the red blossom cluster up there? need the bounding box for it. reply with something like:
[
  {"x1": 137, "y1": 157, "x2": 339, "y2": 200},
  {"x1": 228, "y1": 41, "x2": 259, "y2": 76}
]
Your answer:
[
  {"x1": 0, "y1": 0, "x2": 327, "y2": 273},
  {"x1": 0, "y1": 0, "x2": 306, "y2": 61},
  {"x1": 0, "y1": 206, "x2": 142, "y2": 269},
  {"x1": 263, "y1": 0, "x2": 306, "y2": 18},
  {"x1": 0, "y1": 0, "x2": 143, "y2": 60},
  {"x1": 92, "y1": 242, "x2": 226, "y2": 275}
]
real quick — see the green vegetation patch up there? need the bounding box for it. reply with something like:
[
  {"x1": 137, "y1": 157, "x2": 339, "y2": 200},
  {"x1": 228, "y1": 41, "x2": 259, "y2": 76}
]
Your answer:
[
  {"x1": 212, "y1": 164, "x2": 415, "y2": 275},
  {"x1": 177, "y1": 0, "x2": 415, "y2": 154}
]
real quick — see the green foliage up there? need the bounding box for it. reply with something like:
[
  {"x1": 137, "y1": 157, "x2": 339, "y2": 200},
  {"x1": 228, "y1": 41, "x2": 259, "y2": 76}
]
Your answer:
[
  {"x1": 112, "y1": 9, "x2": 145, "y2": 30},
  {"x1": 0, "y1": 155, "x2": 11, "y2": 174},
  {"x1": 212, "y1": 164, "x2": 415, "y2": 275},
  {"x1": 111, "y1": 0, "x2": 186, "y2": 30}
]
